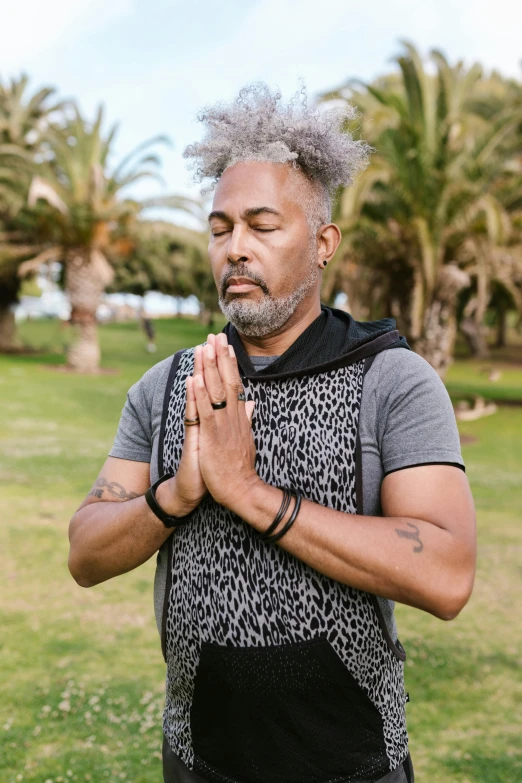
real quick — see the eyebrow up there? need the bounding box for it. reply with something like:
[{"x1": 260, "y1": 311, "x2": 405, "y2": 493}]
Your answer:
[{"x1": 207, "y1": 206, "x2": 282, "y2": 223}]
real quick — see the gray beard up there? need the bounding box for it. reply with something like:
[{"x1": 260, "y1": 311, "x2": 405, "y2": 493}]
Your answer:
[{"x1": 218, "y1": 262, "x2": 319, "y2": 338}]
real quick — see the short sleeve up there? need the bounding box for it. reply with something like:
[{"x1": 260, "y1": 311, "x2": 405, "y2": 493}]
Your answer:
[
  {"x1": 376, "y1": 349, "x2": 465, "y2": 476},
  {"x1": 109, "y1": 359, "x2": 170, "y2": 463}
]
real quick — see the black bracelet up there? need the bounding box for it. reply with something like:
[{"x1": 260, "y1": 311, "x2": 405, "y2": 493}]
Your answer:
[
  {"x1": 145, "y1": 474, "x2": 197, "y2": 529},
  {"x1": 259, "y1": 488, "x2": 292, "y2": 541},
  {"x1": 264, "y1": 489, "x2": 302, "y2": 544}
]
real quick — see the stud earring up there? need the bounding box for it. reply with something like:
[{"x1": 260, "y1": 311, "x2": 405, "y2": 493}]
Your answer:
[{"x1": 322, "y1": 260, "x2": 328, "y2": 267}]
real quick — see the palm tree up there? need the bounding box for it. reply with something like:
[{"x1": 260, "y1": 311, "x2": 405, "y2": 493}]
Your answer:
[
  {"x1": 0, "y1": 74, "x2": 63, "y2": 350},
  {"x1": 324, "y1": 43, "x2": 521, "y2": 375},
  {"x1": 109, "y1": 189, "x2": 220, "y2": 325},
  {"x1": 463, "y1": 70, "x2": 522, "y2": 352},
  {"x1": 23, "y1": 104, "x2": 173, "y2": 371},
  {"x1": 110, "y1": 217, "x2": 217, "y2": 322}
]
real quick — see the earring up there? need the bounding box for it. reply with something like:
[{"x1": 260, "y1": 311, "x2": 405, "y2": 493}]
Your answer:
[{"x1": 322, "y1": 260, "x2": 328, "y2": 267}]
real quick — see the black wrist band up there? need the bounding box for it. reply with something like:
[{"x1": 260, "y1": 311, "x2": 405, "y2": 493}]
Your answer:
[
  {"x1": 259, "y1": 487, "x2": 292, "y2": 541},
  {"x1": 264, "y1": 489, "x2": 302, "y2": 544},
  {"x1": 145, "y1": 473, "x2": 196, "y2": 529}
]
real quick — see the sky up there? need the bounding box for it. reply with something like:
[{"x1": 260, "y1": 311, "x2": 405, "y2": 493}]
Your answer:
[{"x1": 2, "y1": 0, "x2": 521, "y2": 207}]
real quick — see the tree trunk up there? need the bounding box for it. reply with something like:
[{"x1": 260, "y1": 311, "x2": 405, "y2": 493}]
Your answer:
[
  {"x1": 65, "y1": 249, "x2": 114, "y2": 372},
  {"x1": 0, "y1": 301, "x2": 19, "y2": 351},
  {"x1": 460, "y1": 247, "x2": 490, "y2": 359},
  {"x1": 412, "y1": 299, "x2": 459, "y2": 378},
  {"x1": 67, "y1": 321, "x2": 101, "y2": 372},
  {"x1": 411, "y1": 265, "x2": 470, "y2": 379},
  {"x1": 199, "y1": 304, "x2": 215, "y2": 327},
  {"x1": 460, "y1": 317, "x2": 489, "y2": 358},
  {"x1": 495, "y1": 305, "x2": 507, "y2": 348},
  {"x1": 0, "y1": 276, "x2": 21, "y2": 352}
]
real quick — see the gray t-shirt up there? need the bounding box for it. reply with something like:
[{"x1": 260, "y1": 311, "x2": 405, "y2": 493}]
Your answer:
[{"x1": 109, "y1": 346, "x2": 464, "y2": 641}]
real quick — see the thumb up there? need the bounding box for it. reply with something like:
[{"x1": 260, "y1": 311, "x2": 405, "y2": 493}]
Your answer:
[{"x1": 245, "y1": 400, "x2": 255, "y2": 423}]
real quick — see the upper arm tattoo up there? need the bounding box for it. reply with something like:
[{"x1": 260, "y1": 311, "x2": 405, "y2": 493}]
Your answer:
[
  {"x1": 88, "y1": 476, "x2": 140, "y2": 501},
  {"x1": 395, "y1": 521, "x2": 424, "y2": 553}
]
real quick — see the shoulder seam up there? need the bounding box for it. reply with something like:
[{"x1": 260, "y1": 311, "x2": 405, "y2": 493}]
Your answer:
[
  {"x1": 375, "y1": 350, "x2": 393, "y2": 445},
  {"x1": 377, "y1": 347, "x2": 388, "y2": 389}
]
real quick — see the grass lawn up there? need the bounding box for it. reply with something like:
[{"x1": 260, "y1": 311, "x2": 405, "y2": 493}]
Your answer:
[{"x1": 1, "y1": 318, "x2": 521, "y2": 783}]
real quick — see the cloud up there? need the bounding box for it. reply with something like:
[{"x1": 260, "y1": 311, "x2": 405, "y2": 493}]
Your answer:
[
  {"x1": 1, "y1": 0, "x2": 520, "y2": 201},
  {"x1": 0, "y1": 0, "x2": 134, "y2": 73},
  {"x1": 130, "y1": 0, "x2": 522, "y2": 193}
]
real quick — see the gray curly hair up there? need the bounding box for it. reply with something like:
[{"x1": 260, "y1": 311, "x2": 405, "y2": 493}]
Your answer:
[{"x1": 183, "y1": 83, "x2": 371, "y2": 230}]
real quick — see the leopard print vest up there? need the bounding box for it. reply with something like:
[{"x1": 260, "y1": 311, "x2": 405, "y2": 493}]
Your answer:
[{"x1": 159, "y1": 346, "x2": 409, "y2": 783}]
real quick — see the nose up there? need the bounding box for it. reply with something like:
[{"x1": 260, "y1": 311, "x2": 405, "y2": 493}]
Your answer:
[{"x1": 227, "y1": 225, "x2": 251, "y2": 265}]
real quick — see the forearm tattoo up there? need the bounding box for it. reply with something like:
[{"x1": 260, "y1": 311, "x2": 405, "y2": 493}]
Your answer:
[
  {"x1": 88, "y1": 476, "x2": 140, "y2": 501},
  {"x1": 395, "y1": 521, "x2": 424, "y2": 553}
]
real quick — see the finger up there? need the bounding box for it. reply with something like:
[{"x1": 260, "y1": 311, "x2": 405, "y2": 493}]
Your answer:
[
  {"x1": 194, "y1": 373, "x2": 217, "y2": 434},
  {"x1": 216, "y1": 341, "x2": 243, "y2": 408},
  {"x1": 227, "y1": 343, "x2": 242, "y2": 382},
  {"x1": 193, "y1": 344, "x2": 203, "y2": 377},
  {"x1": 184, "y1": 376, "x2": 200, "y2": 436},
  {"x1": 185, "y1": 375, "x2": 199, "y2": 418},
  {"x1": 214, "y1": 332, "x2": 227, "y2": 361},
  {"x1": 202, "y1": 342, "x2": 227, "y2": 405},
  {"x1": 214, "y1": 334, "x2": 231, "y2": 385}
]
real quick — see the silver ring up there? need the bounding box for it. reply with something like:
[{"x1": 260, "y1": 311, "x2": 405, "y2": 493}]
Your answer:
[{"x1": 237, "y1": 392, "x2": 246, "y2": 402}]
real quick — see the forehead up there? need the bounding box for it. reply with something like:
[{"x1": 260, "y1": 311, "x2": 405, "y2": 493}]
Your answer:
[{"x1": 211, "y1": 161, "x2": 306, "y2": 217}]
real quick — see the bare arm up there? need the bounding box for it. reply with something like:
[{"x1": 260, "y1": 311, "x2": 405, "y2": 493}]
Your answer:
[
  {"x1": 232, "y1": 464, "x2": 476, "y2": 621},
  {"x1": 68, "y1": 357, "x2": 207, "y2": 588},
  {"x1": 68, "y1": 457, "x2": 189, "y2": 587}
]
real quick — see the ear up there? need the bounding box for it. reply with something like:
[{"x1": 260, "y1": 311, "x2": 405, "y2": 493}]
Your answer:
[{"x1": 317, "y1": 224, "x2": 342, "y2": 269}]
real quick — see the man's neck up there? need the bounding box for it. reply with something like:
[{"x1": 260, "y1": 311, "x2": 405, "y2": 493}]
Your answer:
[{"x1": 237, "y1": 298, "x2": 322, "y2": 357}]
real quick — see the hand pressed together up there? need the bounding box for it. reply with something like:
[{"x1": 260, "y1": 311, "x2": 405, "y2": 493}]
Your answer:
[
  {"x1": 156, "y1": 341, "x2": 208, "y2": 516},
  {"x1": 157, "y1": 332, "x2": 259, "y2": 516},
  {"x1": 192, "y1": 333, "x2": 258, "y2": 509}
]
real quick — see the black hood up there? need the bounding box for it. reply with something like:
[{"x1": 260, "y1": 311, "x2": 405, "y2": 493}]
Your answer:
[{"x1": 223, "y1": 305, "x2": 410, "y2": 381}]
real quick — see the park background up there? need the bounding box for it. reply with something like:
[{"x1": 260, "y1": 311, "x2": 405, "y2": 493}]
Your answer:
[{"x1": 1, "y1": 1, "x2": 521, "y2": 781}]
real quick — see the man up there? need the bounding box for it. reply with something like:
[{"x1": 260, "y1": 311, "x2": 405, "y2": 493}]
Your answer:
[{"x1": 68, "y1": 84, "x2": 476, "y2": 783}]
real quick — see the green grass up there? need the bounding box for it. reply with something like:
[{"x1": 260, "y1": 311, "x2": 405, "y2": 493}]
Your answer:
[
  {"x1": 446, "y1": 360, "x2": 522, "y2": 402},
  {"x1": 396, "y1": 405, "x2": 522, "y2": 782},
  {"x1": 1, "y1": 319, "x2": 521, "y2": 782}
]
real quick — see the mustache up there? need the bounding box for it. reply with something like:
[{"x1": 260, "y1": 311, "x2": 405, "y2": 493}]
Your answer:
[{"x1": 219, "y1": 266, "x2": 270, "y2": 298}]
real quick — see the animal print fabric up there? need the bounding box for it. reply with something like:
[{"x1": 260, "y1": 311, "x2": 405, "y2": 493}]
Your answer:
[{"x1": 162, "y1": 347, "x2": 408, "y2": 778}]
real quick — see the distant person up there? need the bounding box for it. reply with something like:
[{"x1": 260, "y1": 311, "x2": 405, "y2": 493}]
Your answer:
[
  {"x1": 141, "y1": 312, "x2": 157, "y2": 353},
  {"x1": 68, "y1": 84, "x2": 476, "y2": 783}
]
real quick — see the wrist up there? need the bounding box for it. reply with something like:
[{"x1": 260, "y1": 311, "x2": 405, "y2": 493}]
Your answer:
[
  {"x1": 226, "y1": 476, "x2": 274, "y2": 529},
  {"x1": 155, "y1": 476, "x2": 199, "y2": 518}
]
